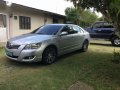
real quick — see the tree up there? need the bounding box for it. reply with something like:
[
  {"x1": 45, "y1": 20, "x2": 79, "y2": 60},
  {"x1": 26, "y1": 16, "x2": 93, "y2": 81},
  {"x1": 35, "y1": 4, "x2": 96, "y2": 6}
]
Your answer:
[
  {"x1": 97, "y1": 16, "x2": 104, "y2": 21},
  {"x1": 65, "y1": 7, "x2": 98, "y2": 27},
  {"x1": 65, "y1": 7, "x2": 80, "y2": 25},
  {"x1": 66, "y1": 0, "x2": 120, "y2": 36},
  {"x1": 80, "y1": 10, "x2": 98, "y2": 27}
]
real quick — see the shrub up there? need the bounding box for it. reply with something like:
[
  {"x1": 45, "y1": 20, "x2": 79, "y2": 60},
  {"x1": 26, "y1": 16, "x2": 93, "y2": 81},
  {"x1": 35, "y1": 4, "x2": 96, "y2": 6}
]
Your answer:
[{"x1": 112, "y1": 49, "x2": 120, "y2": 64}]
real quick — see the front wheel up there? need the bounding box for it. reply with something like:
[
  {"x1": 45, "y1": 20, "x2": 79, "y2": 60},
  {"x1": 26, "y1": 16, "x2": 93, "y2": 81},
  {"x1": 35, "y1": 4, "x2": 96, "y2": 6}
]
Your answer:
[
  {"x1": 42, "y1": 47, "x2": 57, "y2": 64},
  {"x1": 111, "y1": 36, "x2": 120, "y2": 46},
  {"x1": 81, "y1": 40, "x2": 89, "y2": 52}
]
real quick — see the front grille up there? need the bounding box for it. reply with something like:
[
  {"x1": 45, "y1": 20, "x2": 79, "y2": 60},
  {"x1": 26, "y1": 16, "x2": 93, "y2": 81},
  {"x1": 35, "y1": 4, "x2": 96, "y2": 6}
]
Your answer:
[
  {"x1": 7, "y1": 54, "x2": 18, "y2": 58},
  {"x1": 6, "y1": 42, "x2": 20, "y2": 49}
]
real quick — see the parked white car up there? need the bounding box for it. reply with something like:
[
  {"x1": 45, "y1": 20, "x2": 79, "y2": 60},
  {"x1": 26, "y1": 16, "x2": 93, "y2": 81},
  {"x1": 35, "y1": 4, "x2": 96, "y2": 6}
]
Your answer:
[{"x1": 5, "y1": 24, "x2": 90, "y2": 64}]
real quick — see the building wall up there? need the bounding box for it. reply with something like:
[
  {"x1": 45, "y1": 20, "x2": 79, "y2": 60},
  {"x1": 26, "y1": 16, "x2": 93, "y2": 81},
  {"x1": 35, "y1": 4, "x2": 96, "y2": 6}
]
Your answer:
[
  {"x1": 45, "y1": 16, "x2": 53, "y2": 24},
  {"x1": 58, "y1": 19, "x2": 64, "y2": 23},
  {"x1": 0, "y1": 3, "x2": 65, "y2": 42},
  {"x1": 0, "y1": 7, "x2": 9, "y2": 42},
  {"x1": 10, "y1": 11, "x2": 64, "y2": 37},
  {"x1": 10, "y1": 11, "x2": 53, "y2": 37}
]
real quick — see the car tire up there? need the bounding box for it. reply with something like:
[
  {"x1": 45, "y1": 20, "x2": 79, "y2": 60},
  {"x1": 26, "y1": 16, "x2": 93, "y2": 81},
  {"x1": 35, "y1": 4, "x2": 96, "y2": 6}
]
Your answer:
[
  {"x1": 42, "y1": 46, "x2": 57, "y2": 64},
  {"x1": 81, "y1": 40, "x2": 89, "y2": 52},
  {"x1": 111, "y1": 36, "x2": 120, "y2": 46}
]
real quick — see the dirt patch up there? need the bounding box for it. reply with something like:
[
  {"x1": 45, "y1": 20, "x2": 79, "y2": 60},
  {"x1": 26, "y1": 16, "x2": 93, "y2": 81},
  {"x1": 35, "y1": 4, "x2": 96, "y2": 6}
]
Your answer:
[
  {"x1": 68, "y1": 81, "x2": 94, "y2": 90},
  {"x1": 0, "y1": 42, "x2": 5, "y2": 47},
  {"x1": 117, "y1": 87, "x2": 120, "y2": 90}
]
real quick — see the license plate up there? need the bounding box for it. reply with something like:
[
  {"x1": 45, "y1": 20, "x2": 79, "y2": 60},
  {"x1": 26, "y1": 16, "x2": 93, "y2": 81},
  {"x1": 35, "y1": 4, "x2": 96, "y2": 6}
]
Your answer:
[{"x1": 6, "y1": 51, "x2": 13, "y2": 56}]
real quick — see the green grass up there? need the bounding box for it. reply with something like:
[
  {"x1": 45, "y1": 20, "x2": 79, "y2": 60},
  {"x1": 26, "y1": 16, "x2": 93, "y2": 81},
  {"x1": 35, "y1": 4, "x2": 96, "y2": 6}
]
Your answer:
[
  {"x1": 0, "y1": 40, "x2": 120, "y2": 90},
  {"x1": 0, "y1": 47, "x2": 4, "y2": 57}
]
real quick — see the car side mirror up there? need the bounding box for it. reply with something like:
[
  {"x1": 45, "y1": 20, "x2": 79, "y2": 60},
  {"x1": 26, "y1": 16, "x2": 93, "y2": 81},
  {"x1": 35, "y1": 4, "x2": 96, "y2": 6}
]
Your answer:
[{"x1": 60, "y1": 31, "x2": 68, "y2": 36}]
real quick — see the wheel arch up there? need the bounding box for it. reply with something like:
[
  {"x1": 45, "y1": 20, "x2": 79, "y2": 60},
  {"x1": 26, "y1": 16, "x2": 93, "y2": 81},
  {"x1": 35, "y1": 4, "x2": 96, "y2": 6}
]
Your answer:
[
  {"x1": 110, "y1": 34, "x2": 118, "y2": 40},
  {"x1": 83, "y1": 39, "x2": 89, "y2": 44},
  {"x1": 43, "y1": 44, "x2": 58, "y2": 55},
  {"x1": 81, "y1": 39, "x2": 89, "y2": 52}
]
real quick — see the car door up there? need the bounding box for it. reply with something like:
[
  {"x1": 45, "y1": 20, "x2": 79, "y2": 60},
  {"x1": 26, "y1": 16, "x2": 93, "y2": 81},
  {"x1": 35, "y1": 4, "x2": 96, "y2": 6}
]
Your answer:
[
  {"x1": 58, "y1": 25, "x2": 76, "y2": 53},
  {"x1": 72, "y1": 25, "x2": 85, "y2": 47},
  {"x1": 100, "y1": 22, "x2": 114, "y2": 38},
  {"x1": 91, "y1": 22, "x2": 114, "y2": 39},
  {"x1": 91, "y1": 22, "x2": 104, "y2": 38}
]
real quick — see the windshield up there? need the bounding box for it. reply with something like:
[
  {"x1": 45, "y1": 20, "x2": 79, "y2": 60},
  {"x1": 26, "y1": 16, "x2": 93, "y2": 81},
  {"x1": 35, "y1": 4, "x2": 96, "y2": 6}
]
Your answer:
[{"x1": 32, "y1": 25, "x2": 63, "y2": 35}]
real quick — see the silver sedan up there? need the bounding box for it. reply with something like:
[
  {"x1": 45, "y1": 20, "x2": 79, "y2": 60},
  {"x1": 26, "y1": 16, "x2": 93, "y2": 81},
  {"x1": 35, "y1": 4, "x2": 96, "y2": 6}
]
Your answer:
[{"x1": 5, "y1": 24, "x2": 90, "y2": 64}]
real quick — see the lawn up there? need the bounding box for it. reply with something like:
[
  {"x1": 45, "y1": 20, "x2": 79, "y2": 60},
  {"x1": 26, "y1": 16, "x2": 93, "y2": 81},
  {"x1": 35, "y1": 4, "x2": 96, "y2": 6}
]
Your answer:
[{"x1": 0, "y1": 40, "x2": 120, "y2": 90}]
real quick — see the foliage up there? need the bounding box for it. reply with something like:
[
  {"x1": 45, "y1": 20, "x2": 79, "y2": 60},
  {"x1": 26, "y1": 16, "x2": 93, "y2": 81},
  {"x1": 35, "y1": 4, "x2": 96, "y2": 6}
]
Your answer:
[
  {"x1": 66, "y1": 0, "x2": 120, "y2": 35},
  {"x1": 65, "y1": 7, "x2": 98, "y2": 27},
  {"x1": 80, "y1": 10, "x2": 98, "y2": 27},
  {"x1": 65, "y1": 7, "x2": 81, "y2": 25},
  {"x1": 0, "y1": 47, "x2": 4, "y2": 57},
  {"x1": 97, "y1": 16, "x2": 104, "y2": 21},
  {"x1": 112, "y1": 49, "x2": 120, "y2": 63}
]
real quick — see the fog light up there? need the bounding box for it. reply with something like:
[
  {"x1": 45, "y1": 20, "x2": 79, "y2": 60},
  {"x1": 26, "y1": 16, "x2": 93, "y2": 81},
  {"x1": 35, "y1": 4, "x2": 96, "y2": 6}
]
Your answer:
[{"x1": 24, "y1": 56, "x2": 35, "y2": 59}]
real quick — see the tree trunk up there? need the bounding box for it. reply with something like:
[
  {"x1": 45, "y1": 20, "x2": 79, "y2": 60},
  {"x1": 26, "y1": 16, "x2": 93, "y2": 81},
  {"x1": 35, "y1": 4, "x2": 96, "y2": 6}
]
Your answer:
[
  {"x1": 112, "y1": 13, "x2": 120, "y2": 38},
  {"x1": 114, "y1": 21, "x2": 120, "y2": 38},
  {"x1": 102, "y1": 9, "x2": 120, "y2": 38}
]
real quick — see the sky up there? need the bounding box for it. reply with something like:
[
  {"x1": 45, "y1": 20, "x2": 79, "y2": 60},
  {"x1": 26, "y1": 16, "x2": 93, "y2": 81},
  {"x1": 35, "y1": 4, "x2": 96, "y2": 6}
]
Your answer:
[
  {"x1": 5, "y1": 0, "x2": 73, "y2": 15},
  {"x1": 5, "y1": 0, "x2": 102, "y2": 17}
]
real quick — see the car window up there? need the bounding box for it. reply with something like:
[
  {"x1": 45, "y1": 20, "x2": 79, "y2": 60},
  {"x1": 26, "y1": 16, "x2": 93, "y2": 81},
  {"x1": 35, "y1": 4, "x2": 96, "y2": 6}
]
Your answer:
[
  {"x1": 79, "y1": 27, "x2": 85, "y2": 33},
  {"x1": 93, "y1": 22, "x2": 103, "y2": 28},
  {"x1": 103, "y1": 22, "x2": 114, "y2": 28},
  {"x1": 73, "y1": 25, "x2": 84, "y2": 33},
  {"x1": 61, "y1": 25, "x2": 78, "y2": 34},
  {"x1": 61, "y1": 25, "x2": 71, "y2": 32},
  {"x1": 73, "y1": 25, "x2": 80, "y2": 32}
]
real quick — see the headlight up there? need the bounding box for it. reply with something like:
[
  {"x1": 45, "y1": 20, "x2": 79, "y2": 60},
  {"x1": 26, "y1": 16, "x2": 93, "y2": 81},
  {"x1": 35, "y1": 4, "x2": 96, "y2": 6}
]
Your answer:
[{"x1": 24, "y1": 43, "x2": 41, "y2": 49}]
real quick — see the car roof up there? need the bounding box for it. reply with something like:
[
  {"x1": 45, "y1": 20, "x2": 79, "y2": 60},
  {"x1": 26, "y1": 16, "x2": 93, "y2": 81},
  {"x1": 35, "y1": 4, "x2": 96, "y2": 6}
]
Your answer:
[
  {"x1": 94, "y1": 21, "x2": 112, "y2": 23},
  {"x1": 45, "y1": 24, "x2": 76, "y2": 26}
]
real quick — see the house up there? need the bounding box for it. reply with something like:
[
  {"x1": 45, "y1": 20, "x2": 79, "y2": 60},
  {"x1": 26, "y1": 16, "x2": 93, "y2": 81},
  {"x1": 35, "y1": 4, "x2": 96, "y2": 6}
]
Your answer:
[{"x1": 0, "y1": 0, "x2": 66, "y2": 42}]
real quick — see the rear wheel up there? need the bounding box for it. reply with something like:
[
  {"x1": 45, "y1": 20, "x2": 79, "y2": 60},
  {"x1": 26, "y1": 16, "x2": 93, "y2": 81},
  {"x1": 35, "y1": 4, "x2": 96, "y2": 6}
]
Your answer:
[
  {"x1": 42, "y1": 47, "x2": 57, "y2": 64},
  {"x1": 111, "y1": 36, "x2": 120, "y2": 46},
  {"x1": 81, "y1": 40, "x2": 89, "y2": 52}
]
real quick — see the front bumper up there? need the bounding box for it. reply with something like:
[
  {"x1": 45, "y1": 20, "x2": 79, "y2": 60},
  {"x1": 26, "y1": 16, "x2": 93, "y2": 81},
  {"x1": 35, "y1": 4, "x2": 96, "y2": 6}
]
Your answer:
[{"x1": 5, "y1": 44, "x2": 43, "y2": 62}]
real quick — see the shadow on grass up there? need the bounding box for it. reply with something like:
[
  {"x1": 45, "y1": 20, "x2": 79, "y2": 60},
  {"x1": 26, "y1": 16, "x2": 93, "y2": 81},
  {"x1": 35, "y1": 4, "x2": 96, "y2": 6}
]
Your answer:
[
  {"x1": 3, "y1": 50, "x2": 83, "y2": 67},
  {"x1": 90, "y1": 42, "x2": 113, "y2": 47},
  {"x1": 4, "y1": 57, "x2": 43, "y2": 67},
  {"x1": 57, "y1": 50, "x2": 82, "y2": 61}
]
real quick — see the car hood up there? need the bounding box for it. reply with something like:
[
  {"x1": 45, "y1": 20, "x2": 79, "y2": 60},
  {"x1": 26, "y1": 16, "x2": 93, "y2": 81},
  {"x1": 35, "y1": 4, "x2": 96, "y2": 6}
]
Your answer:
[{"x1": 9, "y1": 34, "x2": 54, "y2": 45}]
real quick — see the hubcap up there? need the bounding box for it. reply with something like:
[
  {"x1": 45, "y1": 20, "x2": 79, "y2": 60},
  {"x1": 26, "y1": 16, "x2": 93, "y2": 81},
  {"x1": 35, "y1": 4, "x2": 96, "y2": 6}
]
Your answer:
[
  {"x1": 45, "y1": 48, "x2": 56, "y2": 63},
  {"x1": 83, "y1": 42, "x2": 88, "y2": 50},
  {"x1": 114, "y1": 38, "x2": 120, "y2": 45}
]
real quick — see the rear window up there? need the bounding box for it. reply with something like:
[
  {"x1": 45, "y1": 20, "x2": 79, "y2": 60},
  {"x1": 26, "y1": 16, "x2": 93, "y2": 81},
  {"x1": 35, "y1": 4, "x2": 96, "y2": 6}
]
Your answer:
[
  {"x1": 93, "y1": 22, "x2": 114, "y2": 28},
  {"x1": 93, "y1": 22, "x2": 103, "y2": 28},
  {"x1": 103, "y1": 22, "x2": 114, "y2": 28}
]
